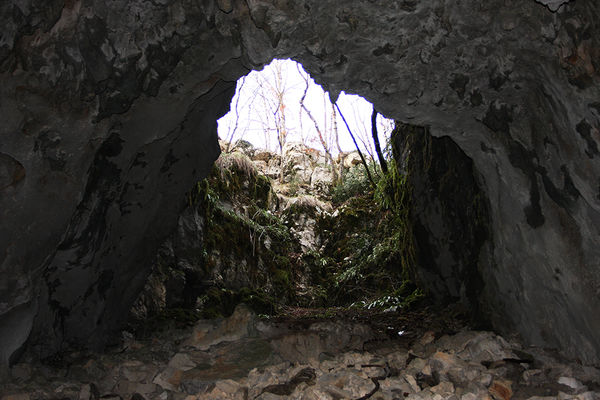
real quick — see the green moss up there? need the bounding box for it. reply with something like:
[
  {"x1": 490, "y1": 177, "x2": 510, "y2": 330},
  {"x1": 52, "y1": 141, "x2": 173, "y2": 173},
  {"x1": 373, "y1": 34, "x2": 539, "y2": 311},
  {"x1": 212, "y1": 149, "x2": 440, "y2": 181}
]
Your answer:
[
  {"x1": 272, "y1": 268, "x2": 291, "y2": 288},
  {"x1": 199, "y1": 287, "x2": 239, "y2": 318},
  {"x1": 239, "y1": 287, "x2": 277, "y2": 315},
  {"x1": 272, "y1": 254, "x2": 291, "y2": 269},
  {"x1": 305, "y1": 124, "x2": 424, "y2": 307},
  {"x1": 252, "y1": 173, "x2": 274, "y2": 207}
]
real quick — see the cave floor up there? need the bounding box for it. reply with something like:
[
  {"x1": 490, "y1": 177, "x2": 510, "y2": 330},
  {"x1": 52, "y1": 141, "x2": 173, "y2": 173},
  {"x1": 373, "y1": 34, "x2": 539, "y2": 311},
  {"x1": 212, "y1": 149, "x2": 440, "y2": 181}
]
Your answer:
[
  {"x1": 267, "y1": 302, "x2": 472, "y2": 350},
  {"x1": 2, "y1": 304, "x2": 600, "y2": 400}
]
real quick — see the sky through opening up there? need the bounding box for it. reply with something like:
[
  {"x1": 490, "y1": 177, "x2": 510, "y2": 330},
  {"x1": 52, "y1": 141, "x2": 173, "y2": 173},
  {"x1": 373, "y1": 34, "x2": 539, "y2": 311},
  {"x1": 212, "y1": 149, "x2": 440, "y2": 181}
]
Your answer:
[{"x1": 217, "y1": 59, "x2": 394, "y2": 160}]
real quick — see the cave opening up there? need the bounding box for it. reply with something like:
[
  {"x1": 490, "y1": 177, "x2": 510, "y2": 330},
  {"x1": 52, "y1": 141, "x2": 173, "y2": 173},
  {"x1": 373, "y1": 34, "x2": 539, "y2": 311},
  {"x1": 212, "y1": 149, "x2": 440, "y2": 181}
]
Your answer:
[{"x1": 127, "y1": 59, "x2": 435, "y2": 336}]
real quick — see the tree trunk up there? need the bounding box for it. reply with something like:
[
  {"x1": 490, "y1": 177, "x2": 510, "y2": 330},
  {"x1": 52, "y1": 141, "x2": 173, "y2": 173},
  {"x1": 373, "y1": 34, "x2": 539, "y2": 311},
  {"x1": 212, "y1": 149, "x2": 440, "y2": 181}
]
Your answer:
[
  {"x1": 298, "y1": 68, "x2": 339, "y2": 184},
  {"x1": 332, "y1": 103, "x2": 344, "y2": 183},
  {"x1": 371, "y1": 108, "x2": 388, "y2": 174}
]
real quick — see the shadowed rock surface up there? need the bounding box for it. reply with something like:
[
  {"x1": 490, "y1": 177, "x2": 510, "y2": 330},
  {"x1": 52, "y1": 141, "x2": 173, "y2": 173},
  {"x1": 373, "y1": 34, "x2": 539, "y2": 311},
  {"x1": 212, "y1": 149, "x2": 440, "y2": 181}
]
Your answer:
[
  {"x1": 393, "y1": 124, "x2": 492, "y2": 322},
  {"x1": 1, "y1": 0, "x2": 599, "y2": 376},
  {"x1": 3, "y1": 305, "x2": 600, "y2": 399}
]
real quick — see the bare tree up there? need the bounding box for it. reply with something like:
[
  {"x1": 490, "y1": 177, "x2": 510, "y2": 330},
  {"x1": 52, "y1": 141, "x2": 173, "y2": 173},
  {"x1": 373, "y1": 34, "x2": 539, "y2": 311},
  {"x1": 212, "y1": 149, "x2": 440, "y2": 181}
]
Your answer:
[
  {"x1": 298, "y1": 66, "x2": 339, "y2": 184},
  {"x1": 272, "y1": 62, "x2": 288, "y2": 161},
  {"x1": 218, "y1": 59, "x2": 396, "y2": 185},
  {"x1": 271, "y1": 61, "x2": 289, "y2": 182},
  {"x1": 255, "y1": 88, "x2": 275, "y2": 152},
  {"x1": 224, "y1": 76, "x2": 246, "y2": 152},
  {"x1": 331, "y1": 103, "x2": 345, "y2": 182},
  {"x1": 247, "y1": 60, "x2": 292, "y2": 181}
]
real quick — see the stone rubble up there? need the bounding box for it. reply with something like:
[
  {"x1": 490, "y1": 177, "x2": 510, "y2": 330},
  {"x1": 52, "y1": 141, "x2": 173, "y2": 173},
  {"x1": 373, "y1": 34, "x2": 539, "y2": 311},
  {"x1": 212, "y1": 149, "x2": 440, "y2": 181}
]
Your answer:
[
  {"x1": 2, "y1": 305, "x2": 599, "y2": 400},
  {"x1": 223, "y1": 139, "x2": 362, "y2": 199}
]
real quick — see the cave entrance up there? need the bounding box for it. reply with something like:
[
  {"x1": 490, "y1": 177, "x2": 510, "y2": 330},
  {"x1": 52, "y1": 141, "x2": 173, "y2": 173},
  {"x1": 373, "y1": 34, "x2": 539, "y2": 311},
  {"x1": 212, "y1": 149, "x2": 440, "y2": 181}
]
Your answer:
[
  {"x1": 128, "y1": 59, "x2": 425, "y2": 337},
  {"x1": 216, "y1": 59, "x2": 394, "y2": 179}
]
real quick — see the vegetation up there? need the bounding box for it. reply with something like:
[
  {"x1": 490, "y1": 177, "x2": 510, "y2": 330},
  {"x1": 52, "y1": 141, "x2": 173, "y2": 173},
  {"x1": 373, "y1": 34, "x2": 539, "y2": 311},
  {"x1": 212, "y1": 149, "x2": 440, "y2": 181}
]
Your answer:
[
  {"x1": 319, "y1": 125, "x2": 421, "y2": 311},
  {"x1": 131, "y1": 122, "x2": 426, "y2": 335},
  {"x1": 331, "y1": 164, "x2": 375, "y2": 204}
]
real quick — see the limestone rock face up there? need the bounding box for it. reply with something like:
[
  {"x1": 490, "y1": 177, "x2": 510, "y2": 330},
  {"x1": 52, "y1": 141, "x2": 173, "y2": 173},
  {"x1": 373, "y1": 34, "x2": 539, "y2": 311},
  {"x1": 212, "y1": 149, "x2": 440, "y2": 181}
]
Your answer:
[
  {"x1": 394, "y1": 125, "x2": 491, "y2": 321},
  {"x1": 1, "y1": 0, "x2": 599, "y2": 373}
]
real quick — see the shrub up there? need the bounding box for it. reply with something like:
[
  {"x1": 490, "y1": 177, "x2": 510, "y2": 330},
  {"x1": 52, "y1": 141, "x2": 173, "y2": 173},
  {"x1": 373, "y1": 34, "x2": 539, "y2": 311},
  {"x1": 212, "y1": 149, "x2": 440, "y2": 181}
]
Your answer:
[{"x1": 331, "y1": 164, "x2": 374, "y2": 204}]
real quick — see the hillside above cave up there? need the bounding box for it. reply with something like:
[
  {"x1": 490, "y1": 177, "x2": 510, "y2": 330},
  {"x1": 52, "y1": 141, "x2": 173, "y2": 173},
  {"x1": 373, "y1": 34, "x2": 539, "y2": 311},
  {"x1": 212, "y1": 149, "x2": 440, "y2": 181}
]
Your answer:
[{"x1": 129, "y1": 136, "x2": 422, "y2": 328}]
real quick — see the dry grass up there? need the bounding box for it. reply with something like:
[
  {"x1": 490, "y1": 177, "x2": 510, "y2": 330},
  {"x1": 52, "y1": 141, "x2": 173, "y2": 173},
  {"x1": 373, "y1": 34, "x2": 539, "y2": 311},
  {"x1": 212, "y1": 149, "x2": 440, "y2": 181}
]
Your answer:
[{"x1": 214, "y1": 152, "x2": 258, "y2": 181}]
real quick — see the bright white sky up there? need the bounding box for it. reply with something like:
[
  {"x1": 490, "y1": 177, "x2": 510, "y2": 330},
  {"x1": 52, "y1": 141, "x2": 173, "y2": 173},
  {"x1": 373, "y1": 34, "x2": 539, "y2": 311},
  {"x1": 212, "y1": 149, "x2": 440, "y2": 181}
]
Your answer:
[{"x1": 217, "y1": 59, "x2": 394, "y2": 159}]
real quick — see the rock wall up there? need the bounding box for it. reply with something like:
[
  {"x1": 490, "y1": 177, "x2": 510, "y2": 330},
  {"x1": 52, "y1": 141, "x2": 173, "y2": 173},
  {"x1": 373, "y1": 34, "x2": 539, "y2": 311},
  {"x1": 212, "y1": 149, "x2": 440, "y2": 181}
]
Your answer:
[
  {"x1": 393, "y1": 124, "x2": 493, "y2": 324},
  {"x1": 1, "y1": 0, "x2": 599, "y2": 373}
]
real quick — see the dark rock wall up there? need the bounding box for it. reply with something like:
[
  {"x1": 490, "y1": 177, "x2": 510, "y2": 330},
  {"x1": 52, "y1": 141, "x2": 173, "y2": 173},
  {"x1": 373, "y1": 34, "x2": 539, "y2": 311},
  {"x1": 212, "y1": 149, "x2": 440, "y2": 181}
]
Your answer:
[
  {"x1": 0, "y1": 0, "x2": 238, "y2": 371},
  {"x1": 1, "y1": 0, "x2": 599, "y2": 372},
  {"x1": 393, "y1": 125, "x2": 491, "y2": 324}
]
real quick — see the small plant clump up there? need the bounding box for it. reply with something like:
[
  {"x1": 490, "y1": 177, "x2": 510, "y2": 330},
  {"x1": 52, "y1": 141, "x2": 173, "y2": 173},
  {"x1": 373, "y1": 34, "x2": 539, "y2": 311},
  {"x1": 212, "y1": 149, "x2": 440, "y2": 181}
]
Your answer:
[{"x1": 331, "y1": 164, "x2": 376, "y2": 204}]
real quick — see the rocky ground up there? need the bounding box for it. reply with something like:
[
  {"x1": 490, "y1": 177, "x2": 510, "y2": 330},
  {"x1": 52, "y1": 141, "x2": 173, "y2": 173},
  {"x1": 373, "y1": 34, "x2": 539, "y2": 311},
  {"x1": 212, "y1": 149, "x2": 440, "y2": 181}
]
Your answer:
[
  {"x1": 2, "y1": 304, "x2": 599, "y2": 400},
  {"x1": 4, "y1": 142, "x2": 598, "y2": 399}
]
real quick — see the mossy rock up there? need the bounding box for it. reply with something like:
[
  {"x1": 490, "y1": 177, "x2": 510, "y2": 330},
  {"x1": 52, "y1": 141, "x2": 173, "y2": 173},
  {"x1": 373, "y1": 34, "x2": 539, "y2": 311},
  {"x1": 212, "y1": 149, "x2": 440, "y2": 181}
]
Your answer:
[{"x1": 272, "y1": 268, "x2": 291, "y2": 289}]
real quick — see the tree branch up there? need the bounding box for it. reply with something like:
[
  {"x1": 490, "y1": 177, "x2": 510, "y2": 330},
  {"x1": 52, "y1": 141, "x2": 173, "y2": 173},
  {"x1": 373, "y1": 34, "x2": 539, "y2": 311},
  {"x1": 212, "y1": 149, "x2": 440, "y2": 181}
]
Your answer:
[{"x1": 335, "y1": 103, "x2": 376, "y2": 187}]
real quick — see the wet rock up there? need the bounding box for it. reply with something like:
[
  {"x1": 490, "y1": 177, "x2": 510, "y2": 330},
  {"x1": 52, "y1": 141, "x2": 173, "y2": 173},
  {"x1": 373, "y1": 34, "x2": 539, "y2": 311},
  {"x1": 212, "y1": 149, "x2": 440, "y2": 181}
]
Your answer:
[
  {"x1": 379, "y1": 376, "x2": 417, "y2": 397},
  {"x1": 522, "y1": 369, "x2": 547, "y2": 386},
  {"x1": 153, "y1": 367, "x2": 183, "y2": 392},
  {"x1": 435, "y1": 331, "x2": 517, "y2": 363},
  {"x1": 386, "y1": 350, "x2": 410, "y2": 371},
  {"x1": 177, "y1": 338, "x2": 276, "y2": 392},
  {"x1": 98, "y1": 395, "x2": 122, "y2": 400},
  {"x1": 9, "y1": 363, "x2": 32, "y2": 382},
  {"x1": 431, "y1": 381, "x2": 456, "y2": 397},
  {"x1": 457, "y1": 332, "x2": 517, "y2": 363},
  {"x1": 120, "y1": 361, "x2": 158, "y2": 383},
  {"x1": 69, "y1": 359, "x2": 108, "y2": 383},
  {"x1": 112, "y1": 381, "x2": 157, "y2": 398},
  {"x1": 405, "y1": 374, "x2": 422, "y2": 393},
  {"x1": 167, "y1": 354, "x2": 197, "y2": 372},
  {"x1": 535, "y1": 0, "x2": 572, "y2": 11}
]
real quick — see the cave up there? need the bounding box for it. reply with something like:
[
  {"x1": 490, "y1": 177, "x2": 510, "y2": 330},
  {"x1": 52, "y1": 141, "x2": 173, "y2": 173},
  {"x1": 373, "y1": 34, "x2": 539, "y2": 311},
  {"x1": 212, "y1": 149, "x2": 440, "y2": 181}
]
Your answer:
[{"x1": 1, "y1": 0, "x2": 599, "y2": 391}]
